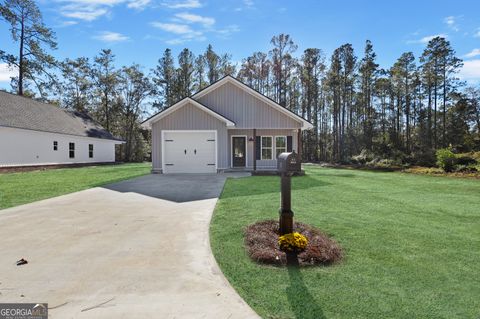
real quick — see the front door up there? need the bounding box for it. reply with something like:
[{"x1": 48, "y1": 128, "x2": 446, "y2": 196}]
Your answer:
[{"x1": 232, "y1": 136, "x2": 246, "y2": 167}]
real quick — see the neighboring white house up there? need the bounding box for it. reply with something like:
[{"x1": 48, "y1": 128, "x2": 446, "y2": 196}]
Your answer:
[
  {"x1": 0, "y1": 91, "x2": 123, "y2": 167},
  {"x1": 142, "y1": 75, "x2": 313, "y2": 174}
]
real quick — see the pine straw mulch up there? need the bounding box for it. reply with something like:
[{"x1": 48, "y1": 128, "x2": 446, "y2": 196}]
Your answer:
[{"x1": 244, "y1": 220, "x2": 343, "y2": 267}]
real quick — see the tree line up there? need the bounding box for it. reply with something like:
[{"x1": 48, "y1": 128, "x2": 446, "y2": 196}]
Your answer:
[{"x1": 1, "y1": 0, "x2": 479, "y2": 165}]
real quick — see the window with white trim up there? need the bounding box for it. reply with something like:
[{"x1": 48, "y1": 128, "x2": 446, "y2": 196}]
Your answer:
[
  {"x1": 261, "y1": 136, "x2": 273, "y2": 160},
  {"x1": 53, "y1": 141, "x2": 58, "y2": 151},
  {"x1": 275, "y1": 136, "x2": 287, "y2": 158}
]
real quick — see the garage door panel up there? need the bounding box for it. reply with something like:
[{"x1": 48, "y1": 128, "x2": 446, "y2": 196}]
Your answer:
[{"x1": 163, "y1": 131, "x2": 216, "y2": 174}]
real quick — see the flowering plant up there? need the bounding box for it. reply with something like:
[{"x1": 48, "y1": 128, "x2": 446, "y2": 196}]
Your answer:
[{"x1": 278, "y1": 232, "x2": 308, "y2": 252}]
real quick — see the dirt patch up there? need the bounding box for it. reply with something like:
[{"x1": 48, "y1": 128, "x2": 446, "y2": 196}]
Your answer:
[{"x1": 244, "y1": 220, "x2": 343, "y2": 267}]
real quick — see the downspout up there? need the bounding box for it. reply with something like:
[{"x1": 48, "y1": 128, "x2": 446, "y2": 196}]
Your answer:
[{"x1": 253, "y1": 128, "x2": 257, "y2": 171}]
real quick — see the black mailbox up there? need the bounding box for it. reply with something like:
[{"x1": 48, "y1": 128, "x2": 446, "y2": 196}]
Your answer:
[{"x1": 277, "y1": 151, "x2": 301, "y2": 173}]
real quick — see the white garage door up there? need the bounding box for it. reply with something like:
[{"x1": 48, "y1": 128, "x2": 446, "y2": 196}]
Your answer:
[{"x1": 163, "y1": 131, "x2": 217, "y2": 174}]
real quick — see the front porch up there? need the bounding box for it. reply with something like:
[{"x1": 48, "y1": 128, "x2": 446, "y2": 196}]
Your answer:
[{"x1": 227, "y1": 128, "x2": 303, "y2": 172}]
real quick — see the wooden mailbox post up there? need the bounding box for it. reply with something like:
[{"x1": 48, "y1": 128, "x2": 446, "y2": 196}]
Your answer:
[{"x1": 277, "y1": 151, "x2": 301, "y2": 235}]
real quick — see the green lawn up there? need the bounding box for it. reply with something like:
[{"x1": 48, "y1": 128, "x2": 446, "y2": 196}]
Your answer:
[
  {"x1": 210, "y1": 166, "x2": 480, "y2": 319},
  {"x1": 0, "y1": 163, "x2": 151, "y2": 210}
]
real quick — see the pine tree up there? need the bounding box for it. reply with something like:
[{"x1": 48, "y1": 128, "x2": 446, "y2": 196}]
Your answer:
[
  {"x1": 176, "y1": 48, "x2": 195, "y2": 98},
  {"x1": 118, "y1": 64, "x2": 152, "y2": 161},
  {"x1": 269, "y1": 34, "x2": 298, "y2": 106},
  {"x1": 91, "y1": 49, "x2": 119, "y2": 132},
  {"x1": 358, "y1": 40, "x2": 379, "y2": 150},
  {"x1": 0, "y1": 0, "x2": 57, "y2": 97},
  {"x1": 205, "y1": 44, "x2": 219, "y2": 84},
  {"x1": 60, "y1": 57, "x2": 92, "y2": 112},
  {"x1": 152, "y1": 48, "x2": 176, "y2": 110}
]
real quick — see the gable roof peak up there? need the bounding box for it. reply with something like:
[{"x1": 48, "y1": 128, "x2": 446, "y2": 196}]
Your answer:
[{"x1": 192, "y1": 75, "x2": 313, "y2": 130}]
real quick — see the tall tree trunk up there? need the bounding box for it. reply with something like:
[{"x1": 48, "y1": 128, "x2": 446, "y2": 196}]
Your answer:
[
  {"x1": 442, "y1": 64, "x2": 447, "y2": 147},
  {"x1": 433, "y1": 66, "x2": 438, "y2": 149},
  {"x1": 427, "y1": 84, "x2": 432, "y2": 148},
  {"x1": 405, "y1": 74, "x2": 410, "y2": 153},
  {"x1": 18, "y1": 11, "x2": 25, "y2": 96}
]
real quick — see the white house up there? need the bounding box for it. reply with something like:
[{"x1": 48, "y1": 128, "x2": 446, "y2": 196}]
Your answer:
[{"x1": 0, "y1": 91, "x2": 123, "y2": 168}]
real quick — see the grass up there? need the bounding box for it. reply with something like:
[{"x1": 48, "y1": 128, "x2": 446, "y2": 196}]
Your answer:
[
  {"x1": 0, "y1": 163, "x2": 151, "y2": 210},
  {"x1": 210, "y1": 166, "x2": 480, "y2": 319}
]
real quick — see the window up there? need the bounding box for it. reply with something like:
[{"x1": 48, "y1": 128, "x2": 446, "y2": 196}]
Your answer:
[
  {"x1": 275, "y1": 136, "x2": 287, "y2": 158},
  {"x1": 69, "y1": 143, "x2": 75, "y2": 158},
  {"x1": 261, "y1": 136, "x2": 273, "y2": 160},
  {"x1": 89, "y1": 144, "x2": 94, "y2": 158},
  {"x1": 53, "y1": 141, "x2": 58, "y2": 151}
]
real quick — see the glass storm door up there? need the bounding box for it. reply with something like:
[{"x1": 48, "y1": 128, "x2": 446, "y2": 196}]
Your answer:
[{"x1": 232, "y1": 136, "x2": 246, "y2": 167}]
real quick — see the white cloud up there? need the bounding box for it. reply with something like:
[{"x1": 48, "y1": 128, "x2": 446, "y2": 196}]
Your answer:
[
  {"x1": 444, "y1": 16, "x2": 460, "y2": 31},
  {"x1": 419, "y1": 33, "x2": 448, "y2": 43},
  {"x1": 174, "y1": 12, "x2": 215, "y2": 27},
  {"x1": 459, "y1": 59, "x2": 480, "y2": 83},
  {"x1": 408, "y1": 33, "x2": 448, "y2": 44},
  {"x1": 150, "y1": 3, "x2": 239, "y2": 45},
  {"x1": 56, "y1": 20, "x2": 79, "y2": 27},
  {"x1": 474, "y1": 29, "x2": 480, "y2": 38},
  {"x1": 0, "y1": 63, "x2": 17, "y2": 82},
  {"x1": 234, "y1": 0, "x2": 254, "y2": 11},
  {"x1": 93, "y1": 31, "x2": 130, "y2": 42},
  {"x1": 464, "y1": 48, "x2": 480, "y2": 59},
  {"x1": 216, "y1": 24, "x2": 240, "y2": 37},
  {"x1": 165, "y1": 36, "x2": 203, "y2": 45},
  {"x1": 127, "y1": 0, "x2": 151, "y2": 9},
  {"x1": 150, "y1": 21, "x2": 207, "y2": 44},
  {"x1": 61, "y1": 5, "x2": 108, "y2": 21},
  {"x1": 151, "y1": 22, "x2": 193, "y2": 34},
  {"x1": 163, "y1": 0, "x2": 202, "y2": 9},
  {"x1": 56, "y1": 0, "x2": 152, "y2": 21}
]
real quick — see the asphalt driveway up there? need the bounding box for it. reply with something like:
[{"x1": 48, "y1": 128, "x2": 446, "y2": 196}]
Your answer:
[{"x1": 0, "y1": 173, "x2": 257, "y2": 318}]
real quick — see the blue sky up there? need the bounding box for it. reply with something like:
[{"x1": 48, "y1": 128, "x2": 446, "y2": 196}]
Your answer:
[{"x1": 1, "y1": 0, "x2": 480, "y2": 90}]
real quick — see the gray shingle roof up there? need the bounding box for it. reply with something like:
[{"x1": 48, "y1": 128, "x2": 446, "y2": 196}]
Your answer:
[{"x1": 0, "y1": 91, "x2": 122, "y2": 141}]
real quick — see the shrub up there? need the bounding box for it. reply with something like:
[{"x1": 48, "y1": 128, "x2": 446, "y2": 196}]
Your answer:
[
  {"x1": 436, "y1": 148, "x2": 456, "y2": 172},
  {"x1": 351, "y1": 149, "x2": 374, "y2": 165},
  {"x1": 278, "y1": 232, "x2": 308, "y2": 252},
  {"x1": 454, "y1": 164, "x2": 478, "y2": 173},
  {"x1": 413, "y1": 150, "x2": 436, "y2": 167},
  {"x1": 455, "y1": 155, "x2": 477, "y2": 166},
  {"x1": 366, "y1": 158, "x2": 402, "y2": 168}
]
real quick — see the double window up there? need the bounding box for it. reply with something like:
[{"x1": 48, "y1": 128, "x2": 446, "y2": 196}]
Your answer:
[
  {"x1": 89, "y1": 144, "x2": 94, "y2": 158},
  {"x1": 53, "y1": 141, "x2": 58, "y2": 151},
  {"x1": 69, "y1": 143, "x2": 75, "y2": 158},
  {"x1": 261, "y1": 136, "x2": 273, "y2": 160},
  {"x1": 260, "y1": 136, "x2": 288, "y2": 160}
]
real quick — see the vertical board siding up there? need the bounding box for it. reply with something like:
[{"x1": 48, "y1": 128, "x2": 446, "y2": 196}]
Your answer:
[
  {"x1": 198, "y1": 82, "x2": 302, "y2": 129},
  {"x1": 152, "y1": 102, "x2": 229, "y2": 170}
]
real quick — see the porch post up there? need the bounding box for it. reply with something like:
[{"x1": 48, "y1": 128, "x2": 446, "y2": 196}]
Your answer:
[
  {"x1": 253, "y1": 128, "x2": 257, "y2": 171},
  {"x1": 297, "y1": 128, "x2": 302, "y2": 161}
]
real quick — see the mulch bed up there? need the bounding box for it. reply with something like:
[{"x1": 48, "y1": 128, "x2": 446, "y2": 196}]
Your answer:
[{"x1": 244, "y1": 220, "x2": 343, "y2": 267}]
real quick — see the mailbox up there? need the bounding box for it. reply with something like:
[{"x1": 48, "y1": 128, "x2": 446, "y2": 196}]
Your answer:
[{"x1": 277, "y1": 151, "x2": 301, "y2": 173}]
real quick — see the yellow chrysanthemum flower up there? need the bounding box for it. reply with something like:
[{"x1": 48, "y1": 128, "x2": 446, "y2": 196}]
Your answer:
[{"x1": 278, "y1": 232, "x2": 308, "y2": 252}]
